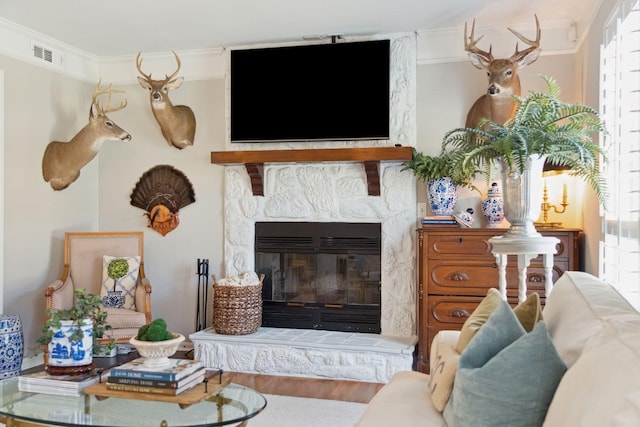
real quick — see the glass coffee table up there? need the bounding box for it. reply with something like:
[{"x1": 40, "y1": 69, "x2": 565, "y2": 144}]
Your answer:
[{"x1": 0, "y1": 377, "x2": 267, "y2": 427}]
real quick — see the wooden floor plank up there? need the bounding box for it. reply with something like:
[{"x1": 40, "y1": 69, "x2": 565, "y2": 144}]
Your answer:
[{"x1": 225, "y1": 371, "x2": 384, "y2": 404}]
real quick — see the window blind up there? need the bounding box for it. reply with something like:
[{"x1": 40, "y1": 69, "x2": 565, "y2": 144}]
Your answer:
[{"x1": 600, "y1": 0, "x2": 640, "y2": 308}]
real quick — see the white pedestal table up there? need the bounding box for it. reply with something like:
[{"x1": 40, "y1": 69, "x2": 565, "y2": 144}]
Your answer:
[{"x1": 488, "y1": 234, "x2": 560, "y2": 303}]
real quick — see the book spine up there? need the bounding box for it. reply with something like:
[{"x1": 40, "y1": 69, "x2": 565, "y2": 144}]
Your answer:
[
  {"x1": 105, "y1": 383, "x2": 178, "y2": 396},
  {"x1": 421, "y1": 220, "x2": 458, "y2": 224},
  {"x1": 108, "y1": 370, "x2": 178, "y2": 381},
  {"x1": 107, "y1": 376, "x2": 179, "y2": 388}
]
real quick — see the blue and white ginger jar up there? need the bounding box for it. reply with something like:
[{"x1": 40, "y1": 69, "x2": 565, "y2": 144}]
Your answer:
[
  {"x1": 427, "y1": 177, "x2": 458, "y2": 216},
  {"x1": 481, "y1": 181, "x2": 504, "y2": 228}
]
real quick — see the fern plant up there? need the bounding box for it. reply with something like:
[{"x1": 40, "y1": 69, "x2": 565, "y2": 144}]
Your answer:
[
  {"x1": 401, "y1": 148, "x2": 479, "y2": 192},
  {"x1": 442, "y1": 75, "x2": 607, "y2": 205}
]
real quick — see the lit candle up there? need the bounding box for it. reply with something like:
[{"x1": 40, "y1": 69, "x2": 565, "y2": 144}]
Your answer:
[{"x1": 562, "y1": 183, "x2": 568, "y2": 204}]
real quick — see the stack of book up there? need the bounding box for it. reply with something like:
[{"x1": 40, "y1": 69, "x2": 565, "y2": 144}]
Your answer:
[
  {"x1": 105, "y1": 358, "x2": 205, "y2": 396},
  {"x1": 421, "y1": 215, "x2": 458, "y2": 227},
  {"x1": 19, "y1": 369, "x2": 105, "y2": 397}
]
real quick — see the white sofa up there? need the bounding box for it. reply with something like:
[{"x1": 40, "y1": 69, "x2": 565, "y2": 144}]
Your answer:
[{"x1": 356, "y1": 271, "x2": 640, "y2": 427}]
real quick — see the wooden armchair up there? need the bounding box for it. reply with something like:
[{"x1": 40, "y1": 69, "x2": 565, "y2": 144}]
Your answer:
[{"x1": 45, "y1": 232, "x2": 152, "y2": 343}]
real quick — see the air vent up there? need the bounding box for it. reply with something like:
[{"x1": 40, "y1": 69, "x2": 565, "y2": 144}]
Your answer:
[{"x1": 30, "y1": 41, "x2": 63, "y2": 66}]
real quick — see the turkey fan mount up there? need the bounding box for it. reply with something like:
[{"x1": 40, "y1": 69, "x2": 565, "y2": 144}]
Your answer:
[{"x1": 130, "y1": 165, "x2": 195, "y2": 236}]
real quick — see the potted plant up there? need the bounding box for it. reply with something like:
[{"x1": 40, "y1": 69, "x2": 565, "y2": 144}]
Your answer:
[
  {"x1": 402, "y1": 148, "x2": 479, "y2": 216},
  {"x1": 442, "y1": 75, "x2": 607, "y2": 236},
  {"x1": 37, "y1": 288, "x2": 114, "y2": 374}
]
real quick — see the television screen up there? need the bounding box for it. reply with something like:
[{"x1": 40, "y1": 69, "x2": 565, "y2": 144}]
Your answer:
[{"x1": 230, "y1": 40, "x2": 390, "y2": 143}]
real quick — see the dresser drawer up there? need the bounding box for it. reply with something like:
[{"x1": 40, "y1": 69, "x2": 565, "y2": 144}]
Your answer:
[
  {"x1": 425, "y1": 294, "x2": 544, "y2": 353},
  {"x1": 428, "y1": 261, "x2": 500, "y2": 294},
  {"x1": 427, "y1": 234, "x2": 495, "y2": 259},
  {"x1": 428, "y1": 261, "x2": 564, "y2": 296}
]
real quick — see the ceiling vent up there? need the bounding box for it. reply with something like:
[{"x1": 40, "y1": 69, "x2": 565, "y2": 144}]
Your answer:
[{"x1": 30, "y1": 41, "x2": 64, "y2": 66}]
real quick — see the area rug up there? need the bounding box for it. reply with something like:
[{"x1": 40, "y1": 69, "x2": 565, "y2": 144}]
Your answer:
[{"x1": 247, "y1": 394, "x2": 367, "y2": 427}]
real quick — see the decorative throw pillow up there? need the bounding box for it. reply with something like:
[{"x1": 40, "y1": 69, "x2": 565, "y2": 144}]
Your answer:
[
  {"x1": 513, "y1": 291, "x2": 543, "y2": 332},
  {"x1": 443, "y1": 301, "x2": 566, "y2": 427},
  {"x1": 428, "y1": 341, "x2": 461, "y2": 412},
  {"x1": 455, "y1": 288, "x2": 503, "y2": 353},
  {"x1": 101, "y1": 255, "x2": 140, "y2": 310}
]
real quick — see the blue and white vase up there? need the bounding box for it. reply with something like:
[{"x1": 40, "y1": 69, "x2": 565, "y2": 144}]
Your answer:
[
  {"x1": 47, "y1": 319, "x2": 93, "y2": 368},
  {"x1": 427, "y1": 177, "x2": 458, "y2": 216},
  {"x1": 0, "y1": 315, "x2": 24, "y2": 379},
  {"x1": 481, "y1": 181, "x2": 504, "y2": 228}
]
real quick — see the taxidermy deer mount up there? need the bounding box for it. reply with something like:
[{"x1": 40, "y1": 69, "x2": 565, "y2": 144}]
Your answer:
[
  {"x1": 136, "y1": 51, "x2": 196, "y2": 150},
  {"x1": 464, "y1": 15, "x2": 541, "y2": 128},
  {"x1": 42, "y1": 80, "x2": 130, "y2": 191}
]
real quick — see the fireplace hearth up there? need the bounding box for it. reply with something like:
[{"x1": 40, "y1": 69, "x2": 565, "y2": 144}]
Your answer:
[{"x1": 255, "y1": 221, "x2": 381, "y2": 333}]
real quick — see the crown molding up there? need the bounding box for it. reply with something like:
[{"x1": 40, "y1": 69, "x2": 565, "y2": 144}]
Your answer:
[
  {"x1": 0, "y1": 17, "x2": 225, "y2": 84},
  {"x1": 1, "y1": 15, "x2": 584, "y2": 79},
  {"x1": 416, "y1": 18, "x2": 581, "y2": 65}
]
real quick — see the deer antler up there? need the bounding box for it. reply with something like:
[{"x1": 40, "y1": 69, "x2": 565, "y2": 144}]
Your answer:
[
  {"x1": 164, "y1": 51, "x2": 182, "y2": 82},
  {"x1": 464, "y1": 18, "x2": 493, "y2": 63},
  {"x1": 508, "y1": 15, "x2": 541, "y2": 61},
  {"x1": 92, "y1": 79, "x2": 127, "y2": 116},
  {"x1": 136, "y1": 51, "x2": 182, "y2": 83},
  {"x1": 136, "y1": 52, "x2": 153, "y2": 81}
]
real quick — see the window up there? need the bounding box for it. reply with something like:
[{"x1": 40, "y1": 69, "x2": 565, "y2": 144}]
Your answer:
[{"x1": 600, "y1": 0, "x2": 640, "y2": 308}]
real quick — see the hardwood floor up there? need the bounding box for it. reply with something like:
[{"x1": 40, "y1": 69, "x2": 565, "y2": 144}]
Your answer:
[
  {"x1": 28, "y1": 350, "x2": 385, "y2": 404},
  {"x1": 180, "y1": 350, "x2": 385, "y2": 403},
  {"x1": 224, "y1": 371, "x2": 384, "y2": 404}
]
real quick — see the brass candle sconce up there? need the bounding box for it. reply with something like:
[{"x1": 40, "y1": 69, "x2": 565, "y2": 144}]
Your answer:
[{"x1": 536, "y1": 162, "x2": 571, "y2": 228}]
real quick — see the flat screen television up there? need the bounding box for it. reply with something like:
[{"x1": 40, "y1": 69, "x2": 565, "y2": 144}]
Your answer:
[{"x1": 230, "y1": 39, "x2": 390, "y2": 143}]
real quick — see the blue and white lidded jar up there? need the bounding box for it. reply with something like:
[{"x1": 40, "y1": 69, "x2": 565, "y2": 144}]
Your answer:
[{"x1": 481, "y1": 181, "x2": 505, "y2": 228}]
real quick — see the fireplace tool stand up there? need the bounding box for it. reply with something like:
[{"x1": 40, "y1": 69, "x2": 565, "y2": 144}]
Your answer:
[{"x1": 195, "y1": 258, "x2": 209, "y2": 332}]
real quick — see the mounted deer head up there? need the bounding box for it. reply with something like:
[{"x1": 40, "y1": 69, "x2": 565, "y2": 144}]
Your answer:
[
  {"x1": 464, "y1": 15, "x2": 541, "y2": 128},
  {"x1": 42, "y1": 80, "x2": 131, "y2": 191},
  {"x1": 136, "y1": 51, "x2": 196, "y2": 149}
]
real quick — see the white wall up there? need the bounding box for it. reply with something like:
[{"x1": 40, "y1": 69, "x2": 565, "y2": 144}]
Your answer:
[
  {"x1": 0, "y1": 54, "x2": 98, "y2": 357},
  {"x1": 97, "y1": 78, "x2": 226, "y2": 342},
  {"x1": 576, "y1": 0, "x2": 617, "y2": 274}
]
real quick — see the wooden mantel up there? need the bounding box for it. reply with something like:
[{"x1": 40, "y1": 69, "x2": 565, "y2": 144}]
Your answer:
[{"x1": 211, "y1": 146, "x2": 413, "y2": 196}]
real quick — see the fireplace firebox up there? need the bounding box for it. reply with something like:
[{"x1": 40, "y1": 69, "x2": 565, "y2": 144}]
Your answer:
[{"x1": 255, "y1": 222, "x2": 381, "y2": 333}]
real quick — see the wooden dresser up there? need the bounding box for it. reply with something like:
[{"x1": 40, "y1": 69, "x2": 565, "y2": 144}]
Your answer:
[{"x1": 416, "y1": 227, "x2": 582, "y2": 373}]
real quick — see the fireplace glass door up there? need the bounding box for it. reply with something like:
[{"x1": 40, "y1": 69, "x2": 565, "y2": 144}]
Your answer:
[
  {"x1": 255, "y1": 222, "x2": 381, "y2": 333},
  {"x1": 256, "y1": 252, "x2": 381, "y2": 305}
]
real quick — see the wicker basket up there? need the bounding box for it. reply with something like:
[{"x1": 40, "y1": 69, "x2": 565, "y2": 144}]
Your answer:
[{"x1": 212, "y1": 274, "x2": 263, "y2": 335}]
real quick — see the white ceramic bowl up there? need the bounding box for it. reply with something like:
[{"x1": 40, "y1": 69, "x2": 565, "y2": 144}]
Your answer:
[{"x1": 129, "y1": 333, "x2": 185, "y2": 368}]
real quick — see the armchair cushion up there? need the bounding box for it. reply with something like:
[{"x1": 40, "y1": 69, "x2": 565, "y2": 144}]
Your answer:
[
  {"x1": 104, "y1": 307, "x2": 147, "y2": 329},
  {"x1": 101, "y1": 255, "x2": 140, "y2": 310}
]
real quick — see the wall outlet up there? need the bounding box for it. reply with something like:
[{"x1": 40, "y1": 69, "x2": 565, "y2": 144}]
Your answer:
[{"x1": 417, "y1": 203, "x2": 427, "y2": 218}]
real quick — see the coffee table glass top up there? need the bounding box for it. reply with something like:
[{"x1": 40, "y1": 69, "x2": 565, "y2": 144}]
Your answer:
[{"x1": 0, "y1": 377, "x2": 267, "y2": 427}]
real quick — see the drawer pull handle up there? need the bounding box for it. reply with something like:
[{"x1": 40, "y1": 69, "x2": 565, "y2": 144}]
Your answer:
[
  {"x1": 451, "y1": 309, "x2": 470, "y2": 318},
  {"x1": 448, "y1": 272, "x2": 470, "y2": 281},
  {"x1": 458, "y1": 237, "x2": 463, "y2": 243},
  {"x1": 528, "y1": 273, "x2": 544, "y2": 283}
]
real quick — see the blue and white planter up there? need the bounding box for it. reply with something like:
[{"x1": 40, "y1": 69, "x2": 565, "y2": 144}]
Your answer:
[
  {"x1": 47, "y1": 319, "x2": 93, "y2": 368},
  {"x1": 427, "y1": 177, "x2": 458, "y2": 216}
]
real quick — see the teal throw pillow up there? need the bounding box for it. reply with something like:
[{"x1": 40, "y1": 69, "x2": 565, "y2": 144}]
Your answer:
[{"x1": 443, "y1": 301, "x2": 566, "y2": 427}]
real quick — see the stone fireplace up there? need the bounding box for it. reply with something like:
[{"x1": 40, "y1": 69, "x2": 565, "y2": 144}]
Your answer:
[
  {"x1": 220, "y1": 33, "x2": 417, "y2": 338},
  {"x1": 190, "y1": 33, "x2": 418, "y2": 382}
]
